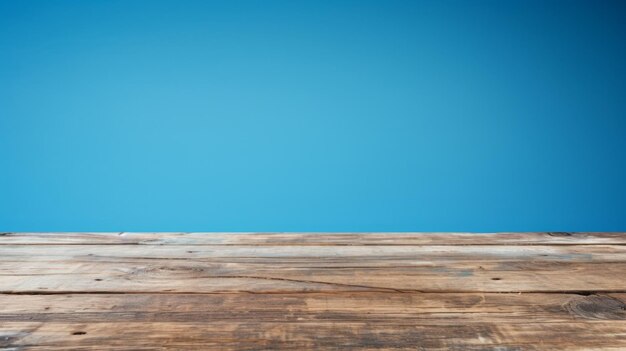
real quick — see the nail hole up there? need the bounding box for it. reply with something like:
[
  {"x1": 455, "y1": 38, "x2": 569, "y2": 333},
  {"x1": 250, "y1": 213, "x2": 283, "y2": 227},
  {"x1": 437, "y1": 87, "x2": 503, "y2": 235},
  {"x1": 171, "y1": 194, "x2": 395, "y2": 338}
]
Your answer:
[
  {"x1": 491, "y1": 277, "x2": 501, "y2": 280},
  {"x1": 72, "y1": 331, "x2": 87, "y2": 335},
  {"x1": 94, "y1": 279, "x2": 103, "y2": 281}
]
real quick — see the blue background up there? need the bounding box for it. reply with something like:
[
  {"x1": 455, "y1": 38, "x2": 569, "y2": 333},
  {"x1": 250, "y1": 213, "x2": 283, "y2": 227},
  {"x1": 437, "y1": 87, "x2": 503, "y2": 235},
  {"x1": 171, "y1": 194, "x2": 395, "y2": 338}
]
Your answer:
[{"x1": 1, "y1": 0, "x2": 625, "y2": 231}]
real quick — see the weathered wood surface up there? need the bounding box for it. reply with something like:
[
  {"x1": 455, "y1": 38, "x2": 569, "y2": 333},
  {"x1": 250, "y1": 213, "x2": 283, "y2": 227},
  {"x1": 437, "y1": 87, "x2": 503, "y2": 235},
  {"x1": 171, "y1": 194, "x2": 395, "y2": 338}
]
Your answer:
[
  {"x1": 2, "y1": 232, "x2": 625, "y2": 245},
  {"x1": 1, "y1": 233, "x2": 625, "y2": 350}
]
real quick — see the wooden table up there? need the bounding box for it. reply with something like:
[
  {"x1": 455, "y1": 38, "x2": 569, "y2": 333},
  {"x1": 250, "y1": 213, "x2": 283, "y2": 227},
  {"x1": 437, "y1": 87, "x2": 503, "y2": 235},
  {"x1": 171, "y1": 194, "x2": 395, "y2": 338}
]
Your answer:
[{"x1": 1, "y1": 232, "x2": 625, "y2": 350}]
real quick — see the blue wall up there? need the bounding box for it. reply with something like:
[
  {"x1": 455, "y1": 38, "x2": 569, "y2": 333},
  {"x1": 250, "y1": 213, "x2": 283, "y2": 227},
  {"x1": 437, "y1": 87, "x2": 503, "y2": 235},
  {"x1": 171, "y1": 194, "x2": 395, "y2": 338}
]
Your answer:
[{"x1": 1, "y1": 0, "x2": 625, "y2": 231}]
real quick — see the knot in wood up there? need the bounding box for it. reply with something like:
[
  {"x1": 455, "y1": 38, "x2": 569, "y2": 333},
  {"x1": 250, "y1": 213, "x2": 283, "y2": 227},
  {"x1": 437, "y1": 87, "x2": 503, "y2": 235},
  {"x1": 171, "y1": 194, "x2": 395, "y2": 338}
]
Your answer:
[
  {"x1": 546, "y1": 232, "x2": 575, "y2": 237},
  {"x1": 564, "y1": 295, "x2": 626, "y2": 320}
]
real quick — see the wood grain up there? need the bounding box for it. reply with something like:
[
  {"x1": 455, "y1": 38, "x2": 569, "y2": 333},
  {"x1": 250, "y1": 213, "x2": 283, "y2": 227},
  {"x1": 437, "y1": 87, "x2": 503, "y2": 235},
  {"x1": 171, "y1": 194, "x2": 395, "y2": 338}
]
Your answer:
[
  {"x1": 1, "y1": 233, "x2": 625, "y2": 350},
  {"x1": 2, "y1": 232, "x2": 625, "y2": 245}
]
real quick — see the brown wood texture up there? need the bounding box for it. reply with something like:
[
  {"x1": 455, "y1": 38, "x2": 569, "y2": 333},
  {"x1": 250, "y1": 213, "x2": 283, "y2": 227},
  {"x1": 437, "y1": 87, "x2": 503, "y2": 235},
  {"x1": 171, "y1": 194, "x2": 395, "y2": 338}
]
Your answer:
[{"x1": 1, "y1": 232, "x2": 625, "y2": 350}]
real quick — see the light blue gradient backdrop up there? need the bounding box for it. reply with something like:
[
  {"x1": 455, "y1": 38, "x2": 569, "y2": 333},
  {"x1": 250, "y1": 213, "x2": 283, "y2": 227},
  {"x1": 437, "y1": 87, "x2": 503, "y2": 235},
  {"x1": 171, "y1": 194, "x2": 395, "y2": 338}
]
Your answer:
[{"x1": 1, "y1": 0, "x2": 625, "y2": 231}]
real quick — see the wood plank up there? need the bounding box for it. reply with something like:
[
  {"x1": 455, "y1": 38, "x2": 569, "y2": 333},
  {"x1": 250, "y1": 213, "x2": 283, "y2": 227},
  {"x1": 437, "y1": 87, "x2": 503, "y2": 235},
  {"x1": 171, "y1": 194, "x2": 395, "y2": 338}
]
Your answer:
[
  {"x1": 2, "y1": 261, "x2": 625, "y2": 293},
  {"x1": 1, "y1": 250, "x2": 625, "y2": 293},
  {"x1": 2, "y1": 292, "x2": 625, "y2": 322},
  {"x1": 1, "y1": 243, "x2": 625, "y2": 260},
  {"x1": 2, "y1": 232, "x2": 625, "y2": 245},
  {"x1": 1, "y1": 293, "x2": 625, "y2": 350},
  {"x1": 3, "y1": 321, "x2": 626, "y2": 350}
]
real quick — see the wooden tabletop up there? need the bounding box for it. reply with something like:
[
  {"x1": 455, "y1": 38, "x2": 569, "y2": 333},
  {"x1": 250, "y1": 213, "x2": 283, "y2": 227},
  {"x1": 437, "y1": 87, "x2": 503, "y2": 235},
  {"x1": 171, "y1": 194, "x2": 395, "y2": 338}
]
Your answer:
[{"x1": 1, "y1": 232, "x2": 625, "y2": 350}]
